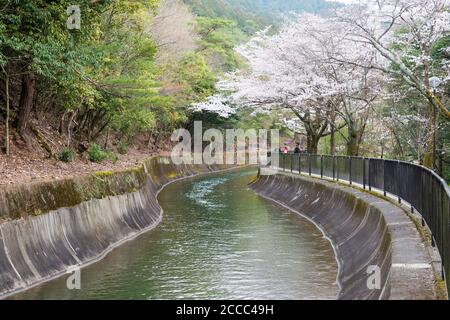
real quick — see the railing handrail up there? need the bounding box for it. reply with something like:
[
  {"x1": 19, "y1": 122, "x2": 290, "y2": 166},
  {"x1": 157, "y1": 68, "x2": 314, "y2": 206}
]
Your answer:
[
  {"x1": 274, "y1": 152, "x2": 450, "y2": 198},
  {"x1": 272, "y1": 152, "x2": 449, "y2": 296}
]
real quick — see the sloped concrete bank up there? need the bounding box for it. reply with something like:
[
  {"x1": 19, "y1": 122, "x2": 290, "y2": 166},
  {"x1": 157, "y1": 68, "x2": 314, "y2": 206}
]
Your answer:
[
  {"x1": 249, "y1": 170, "x2": 435, "y2": 300},
  {"x1": 0, "y1": 157, "x2": 235, "y2": 298}
]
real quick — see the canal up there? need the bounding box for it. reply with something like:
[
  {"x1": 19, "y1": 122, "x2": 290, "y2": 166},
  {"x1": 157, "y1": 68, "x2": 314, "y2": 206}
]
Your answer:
[{"x1": 12, "y1": 168, "x2": 338, "y2": 300}]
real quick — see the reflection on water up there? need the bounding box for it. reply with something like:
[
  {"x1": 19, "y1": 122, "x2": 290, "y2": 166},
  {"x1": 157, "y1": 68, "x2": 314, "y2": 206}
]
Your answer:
[
  {"x1": 187, "y1": 178, "x2": 228, "y2": 209},
  {"x1": 12, "y1": 168, "x2": 338, "y2": 300}
]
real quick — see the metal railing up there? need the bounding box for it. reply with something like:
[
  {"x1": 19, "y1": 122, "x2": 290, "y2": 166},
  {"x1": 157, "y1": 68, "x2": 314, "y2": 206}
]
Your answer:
[{"x1": 272, "y1": 152, "x2": 450, "y2": 295}]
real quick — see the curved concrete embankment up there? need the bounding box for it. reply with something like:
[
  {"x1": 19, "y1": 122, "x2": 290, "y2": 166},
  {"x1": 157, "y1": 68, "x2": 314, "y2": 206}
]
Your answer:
[
  {"x1": 249, "y1": 170, "x2": 435, "y2": 300},
  {"x1": 0, "y1": 157, "x2": 234, "y2": 298}
]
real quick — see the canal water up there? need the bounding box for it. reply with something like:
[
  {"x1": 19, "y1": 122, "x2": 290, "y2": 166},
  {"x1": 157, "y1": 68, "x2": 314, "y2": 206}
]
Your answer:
[{"x1": 12, "y1": 168, "x2": 338, "y2": 300}]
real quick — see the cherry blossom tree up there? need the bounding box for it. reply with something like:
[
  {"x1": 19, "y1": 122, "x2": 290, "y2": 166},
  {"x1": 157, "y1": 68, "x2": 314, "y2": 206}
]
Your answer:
[
  {"x1": 193, "y1": 0, "x2": 448, "y2": 161},
  {"x1": 191, "y1": 94, "x2": 236, "y2": 118},
  {"x1": 216, "y1": 19, "x2": 340, "y2": 154},
  {"x1": 218, "y1": 13, "x2": 385, "y2": 155},
  {"x1": 334, "y1": 0, "x2": 450, "y2": 165},
  {"x1": 309, "y1": 16, "x2": 386, "y2": 155}
]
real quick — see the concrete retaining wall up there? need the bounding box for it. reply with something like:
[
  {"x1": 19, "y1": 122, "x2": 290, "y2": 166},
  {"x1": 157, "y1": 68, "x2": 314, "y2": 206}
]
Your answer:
[
  {"x1": 0, "y1": 157, "x2": 233, "y2": 298},
  {"x1": 250, "y1": 170, "x2": 435, "y2": 300}
]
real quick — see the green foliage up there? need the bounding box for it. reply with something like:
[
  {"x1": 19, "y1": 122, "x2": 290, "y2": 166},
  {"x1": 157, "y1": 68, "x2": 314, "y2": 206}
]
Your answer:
[
  {"x1": 161, "y1": 52, "x2": 217, "y2": 108},
  {"x1": 109, "y1": 152, "x2": 119, "y2": 164},
  {"x1": 384, "y1": 29, "x2": 450, "y2": 167},
  {"x1": 431, "y1": 35, "x2": 450, "y2": 68},
  {"x1": 189, "y1": 110, "x2": 238, "y2": 133},
  {"x1": 195, "y1": 17, "x2": 245, "y2": 71},
  {"x1": 184, "y1": 0, "x2": 266, "y2": 35},
  {"x1": 184, "y1": 0, "x2": 335, "y2": 35},
  {"x1": 109, "y1": 100, "x2": 157, "y2": 139},
  {"x1": 87, "y1": 143, "x2": 120, "y2": 164},
  {"x1": 94, "y1": 1, "x2": 163, "y2": 139},
  {"x1": 0, "y1": 0, "x2": 165, "y2": 143},
  {"x1": 58, "y1": 147, "x2": 76, "y2": 163},
  {"x1": 0, "y1": 0, "x2": 106, "y2": 109},
  {"x1": 88, "y1": 144, "x2": 109, "y2": 163},
  {"x1": 179, "y1": 53, "x2": 216, "y2": 97},
  {"x1": 225, "y1": 0, "x2": 335, "y2": 19}
]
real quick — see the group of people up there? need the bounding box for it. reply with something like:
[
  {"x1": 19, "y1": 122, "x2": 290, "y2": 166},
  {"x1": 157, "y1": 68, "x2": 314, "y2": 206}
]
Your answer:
[{"x1": 279, "y1": 143, "x2": 304, "y2": 154}]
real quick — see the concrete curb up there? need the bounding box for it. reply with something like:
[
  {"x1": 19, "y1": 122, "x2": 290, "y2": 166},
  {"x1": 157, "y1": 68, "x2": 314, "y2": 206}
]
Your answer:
[{"x1": 0, "y1": 158, "x2": 239, "y2": 298}]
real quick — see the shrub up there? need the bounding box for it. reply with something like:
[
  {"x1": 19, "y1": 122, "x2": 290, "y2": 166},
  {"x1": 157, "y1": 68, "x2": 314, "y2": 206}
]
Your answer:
[
  {"x1": 109, "y1": 152, "x2": 119, "y2": 164},
  {"x1": 117, "y1": 141, "x2": 129, "y2": 155},
  {"x1": 58, "y1": 147, "x2": 76, "y2": 163},
  {"x1": 88, "y1": 144, "x2": 109, "y2": 163}
]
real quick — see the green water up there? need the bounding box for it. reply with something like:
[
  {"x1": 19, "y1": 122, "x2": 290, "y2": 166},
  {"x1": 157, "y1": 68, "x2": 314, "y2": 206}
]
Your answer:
[{"x1": 12, "y1": 168, "x2": 338, "y2": 300}]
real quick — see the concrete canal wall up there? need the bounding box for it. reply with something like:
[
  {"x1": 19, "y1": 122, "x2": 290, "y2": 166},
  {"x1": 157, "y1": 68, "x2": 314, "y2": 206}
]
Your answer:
[
  {"x1": 0, "y1": 157, "x2": 233, "y2": 298},
  {"x1": 249, "y1": 169, "x2": 435, "y2": 300}
]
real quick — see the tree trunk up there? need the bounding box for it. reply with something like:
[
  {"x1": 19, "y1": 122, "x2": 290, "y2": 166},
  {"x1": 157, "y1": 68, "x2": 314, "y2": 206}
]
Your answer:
[
  {"x1": 330, "y1": 105, "x2": 336, "y2": 156},
  {"x1": 437, "y1": 141, "x2": 443, "y2": 177},
  {"x1": 5, "y1": 73, "x2": 10, "y2": 156},
  {"x1": 423, "y1": 104, "x2": 436, "y2": 169},
  {"x1": 17, "y1": 72, "x2": 35, "y2": 136},
  {"x1": 104, "y1": 127, "x2": 110, "y2": 149},
  {"x1": 346, "y1": 129, "x2": 360, "y2": 156},
  {"x1": 390, "y1": 127, "x2": 405, "y2": 159},
  {"x1": 30, "y1": 124, "x2": 54, "y2": 158},
  {"x1": 423, "y1": 64, "x2": 435, "y2": 169},
  {"x1": 67, "y1": 110, "x2": 77, "y2": 147},
  {"x1": 59, "y1": 111, "x2": 68, "y2": 135},
  {"x1": 307, "y1": 134, "x2": 320, "y2": 155}
]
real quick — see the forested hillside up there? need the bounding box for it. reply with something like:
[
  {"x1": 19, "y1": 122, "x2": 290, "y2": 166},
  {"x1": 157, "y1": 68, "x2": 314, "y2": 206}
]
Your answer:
[
  {"x1": 184, "y1": 0, "x2": 335, "y2": 34},
  {"x1": 225, "y1": 0, "x2": 334, "y2": 18},
  {"x1": 0, "y1": 0, "x2": 209, "y2": 184},
  {"x1": 1, "y1": 0, "x2": 325, "y2": 184}
]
